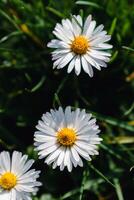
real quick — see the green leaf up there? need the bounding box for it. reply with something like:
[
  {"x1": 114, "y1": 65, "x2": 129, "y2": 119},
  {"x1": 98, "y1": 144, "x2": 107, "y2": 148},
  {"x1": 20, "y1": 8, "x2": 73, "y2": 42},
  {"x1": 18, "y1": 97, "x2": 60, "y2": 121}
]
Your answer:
[
  {"x1": 124, "y1": 102, "x2": 134, "y2": 116},
  {"x1": 46, "y1": 7, "x2": 65, "y2": 18},
  {"x1": 110, "y1": 50, "x2": 118, "y2": 63},
  {"x1": 75, "y1": 1, "x2": 102, "y2": 9},
  {"x1": 31, "y1": 76, "x2": 46, "y2": 92},
  {"x1": 109, "y1": 18, "x2": 117, "y2": 35},
  {"x1": 90, "y1": 111, "x2": 134, "y2": 133},
  {"x1": 60, "y1": 189, "x2": 78, "y2": 199},
  {"x1": 0, "y1": 8, "x2": 19, "y2": 30},
  {"x1": 122, "y1": 46, "x2": 134, "y2": 52},
  {"x1": 0, "y1": 31, "x2": 22, "y2": 44}
]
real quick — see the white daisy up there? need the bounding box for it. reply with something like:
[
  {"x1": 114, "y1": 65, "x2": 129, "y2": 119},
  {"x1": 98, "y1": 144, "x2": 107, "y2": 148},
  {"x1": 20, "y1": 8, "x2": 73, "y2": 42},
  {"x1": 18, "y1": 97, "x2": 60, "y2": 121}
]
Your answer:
[
  {"x1": 47, "y1": 14, "x2": 112, "y2": 76},
  {"x1": 34, "y1": 106, "x2": 102, "y2": 172},
  {"x1": 0, "y1": 151, "x2": 42, "y2": 200}
]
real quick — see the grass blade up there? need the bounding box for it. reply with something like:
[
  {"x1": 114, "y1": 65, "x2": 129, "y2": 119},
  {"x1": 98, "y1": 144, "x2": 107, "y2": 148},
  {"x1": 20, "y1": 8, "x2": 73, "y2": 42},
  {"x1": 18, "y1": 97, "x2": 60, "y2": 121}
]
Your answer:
[
  {"x1": 109, "y1": 18, "x2": 117, "y2": 35},
  {"x1": 114, "y1": 178, "x2": 124, "y2": 200},
  {"x1": 46, "y1": 7, "x2": 65, "y2": 18},
  {"x1": 90, "y1": 111, "x2": 134, "y2": 132},
  {"x1": 88, "y1": 163, "x2": 115, "y2": 188},
  {"x1": 75, "y1": 1, "x2": 102, "y2": 9},
  {"x1": 122, "y1": 46, "x2": 134, "y2": 52},
  {"x1": 0, "y1": 8, "x2": 19, "y2": 30},
  {"x1": 31, "y1": 76, "x2": 46, "y2": 92}
]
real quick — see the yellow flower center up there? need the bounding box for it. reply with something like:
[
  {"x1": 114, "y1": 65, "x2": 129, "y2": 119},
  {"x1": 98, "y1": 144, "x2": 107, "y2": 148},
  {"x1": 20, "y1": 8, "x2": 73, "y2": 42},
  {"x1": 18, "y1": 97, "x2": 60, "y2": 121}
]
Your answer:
[
  {"x1": 57, "y1": 128, "x2": 76, "y2": 146},
  {"x1": 0, "y1": 172, "x2": 17, "y2": 190},
  {"x1": 71, "y1": 35, "x2": 89, "y2": 55}
]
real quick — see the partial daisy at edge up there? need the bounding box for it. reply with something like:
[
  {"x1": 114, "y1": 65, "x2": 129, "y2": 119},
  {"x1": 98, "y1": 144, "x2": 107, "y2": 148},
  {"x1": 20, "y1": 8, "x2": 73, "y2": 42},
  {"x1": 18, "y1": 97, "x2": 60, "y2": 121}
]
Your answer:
[
  {"x1": 47, "y1": 14, "x2": 113, "y2": 76},
  {"x1": 0, "y1": 151, "x2": 42, "y2": 200},
  {"x1": 34, "y1": 106, "x2": 102, "y2": 172}
]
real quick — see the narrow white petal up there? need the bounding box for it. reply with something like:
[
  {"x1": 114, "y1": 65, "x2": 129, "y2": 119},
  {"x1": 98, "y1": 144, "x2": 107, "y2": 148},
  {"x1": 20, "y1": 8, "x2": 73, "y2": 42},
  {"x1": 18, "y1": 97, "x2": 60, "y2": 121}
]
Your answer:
[
  {"x1": 74, "y1": 145, "x2": 91, "y2": 161},
  {"x1": 63, "y1": 148, "x2": 72, "y2": 172},
  {"x1": 38, "y1": 144, "x2": 59, "y2": 158},
  {"x1": 81, "y1": 56, "x2": 93, "y2": 77},
  {"x1": 45, "y1": 147, "x2": 62, "y2": 165},
  {"x1": 74, "y1": 56, "x2": 81, "y2": 76},
  {"x1": 88, "y1": 50, "x2": 110, "y2": 62},
  {"x1": 84, "y1": 54, "x2": 101, "y2": 70},
  {"x1": 95, "y1": 43, "x2": 113, "y2": 49},
  {"x1": 76, "y1": 15, "x2": 83, "y2": 27},
  {"x1": 0, "y1": 151, "x2": 10, "y2": 172},
  {"x1": 57, "y1": 147, "x2": 66, "y2": 166},
  {"x1": 83, "y1": 15, "x2": 92, "y2": 34},
  {"x1": 86, "y1": 21, "x2": 96, "y2": 37},
  {"x1": 57, "y1": 52, "x2": 74, "y2": 69},
  {"x1": 47, "y1": 39, "x2": 69, "y2": 48},
  {"x1": 67, "y1": 57, "x2": 76, "y2": 73},
  {"x1": 93, "y1": 24, "x2": 104, "y2": 35},
  {"x1": 71, "y1": 147, "x2": 80, "y2": 162},
  {"x1": 90, "y1": 35, "x2": 111, "y2": 46},
  {"x1": 72, "y1": 16, "x2": 82, "y2": 36},
  {"x1": 53, "y1": 30, "x2": 70, "y2": 43}
]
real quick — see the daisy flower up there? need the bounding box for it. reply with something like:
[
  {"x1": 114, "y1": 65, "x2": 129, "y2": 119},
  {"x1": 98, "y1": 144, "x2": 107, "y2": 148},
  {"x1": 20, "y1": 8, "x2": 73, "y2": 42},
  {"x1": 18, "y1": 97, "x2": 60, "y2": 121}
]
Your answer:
[
  {"x1": 34, "y1": 106, "x2": 102, "y2": 172},
  {"x1": 0, "y1": 151, "x2": 42, "y2": 200},
  {"x1": 47, "y1": 14, "x2": 113, "y2": 76}
]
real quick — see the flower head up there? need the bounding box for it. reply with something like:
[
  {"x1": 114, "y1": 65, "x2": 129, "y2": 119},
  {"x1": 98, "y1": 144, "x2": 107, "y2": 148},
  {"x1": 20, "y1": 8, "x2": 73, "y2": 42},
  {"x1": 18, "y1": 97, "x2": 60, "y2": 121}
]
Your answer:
[
  {"x1": 0, "y1": 151, "x2": 42, "y2": 200},
  {"x1": 47, "y1": 14, "x2": 112, "y2": 76},
  {"x1": 34, "y1": 106, "x2": 102, "y2": 172}
]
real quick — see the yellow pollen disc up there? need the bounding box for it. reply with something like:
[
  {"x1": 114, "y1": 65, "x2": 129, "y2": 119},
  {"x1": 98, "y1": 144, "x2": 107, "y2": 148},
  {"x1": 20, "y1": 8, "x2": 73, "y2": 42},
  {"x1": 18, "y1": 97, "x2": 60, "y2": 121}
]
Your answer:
[
  {"x1": 71, "y1": 35, "x2": 89, "y2": 55},
  {"x1": 0, "y1": 172, "x2": 17, "y2": 190},
  {"x1": 57, "y1": 128, "x2": 76, "y2": 146}
]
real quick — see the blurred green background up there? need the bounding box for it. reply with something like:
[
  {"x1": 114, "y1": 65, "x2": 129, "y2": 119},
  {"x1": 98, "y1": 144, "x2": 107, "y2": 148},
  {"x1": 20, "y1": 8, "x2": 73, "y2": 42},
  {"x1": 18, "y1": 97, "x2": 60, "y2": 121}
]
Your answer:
[{"x1": 0, "y1": 0, "x2": 134, "y2": 199}]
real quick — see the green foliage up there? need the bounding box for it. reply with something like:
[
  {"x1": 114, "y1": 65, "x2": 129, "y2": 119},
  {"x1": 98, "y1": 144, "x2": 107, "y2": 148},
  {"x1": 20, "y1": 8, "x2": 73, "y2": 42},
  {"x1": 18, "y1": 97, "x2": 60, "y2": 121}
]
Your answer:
[{"x1": 0, "y1": 0, "x2": 134, "y2": 199}]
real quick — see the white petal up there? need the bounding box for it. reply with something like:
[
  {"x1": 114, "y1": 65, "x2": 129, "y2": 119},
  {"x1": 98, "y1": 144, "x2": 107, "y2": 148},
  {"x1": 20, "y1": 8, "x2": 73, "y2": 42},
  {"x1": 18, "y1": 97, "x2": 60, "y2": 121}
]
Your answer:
[
  {"x1": 76, "y1": 15, "x2": 83, "y2": 26},
  {"x1": 67, "y1": 57, "x2": 76, "y2": 73},
  {"x1": 64, "y1": 149, "x2": 72, "y2": 172},
  {"x1": 94, "y1": 43, "x2": 113, "y2": 49},
  {"x1": 55, "y1": 23, "x2": 73, "y2": 41},
  {"x1": 71, "y1": 147, "x2": 80, "y2": 162},
  {"x1": 45, "y1": 147, "x2": 62, "y2": 165},
  {"x1": 65, "y1": 106, "x2": 73, "y2": 126},
  {"x1": 74, "y1": 145, "x2": 91, "y2": 161},
  {"x1": 93, "y1": 24, "x2": 104, "y2": 35},
  {"x1": 81, "y1": 56, "x2": 93, "y2": 77},
  {"x1": 74, "y1": 55, "x2": 81, "y2": 76},
  {"x1": 57, "y1": 52, "x2": 74, "y2": 69},
  {"x1": 72, "y1": 16, "x2": 82, "y2": 36},
  {"x1": 90, "y1": 49, "x2": 111, "y2": 57},
  {"x1": 85, "y1": 21, "x2": 96, "y2": 37},
  {"x1": 0, "y1": 151, "x2": 10, "y2": 172},
  {"x1": 38, "y1": 144, "x2": 59, "y2": 158},
  {"x1": 84, "y1": 54, "x2": 101, "y2": 70},
  {"x1": 57, "y1": 147, "x2": 66, "y2": 166},
  {"x1": 62, "y1": 19, "x2": 75, "y2": 39},
  {"x1": 0, "y1": 191, "x2": 11, "y2": 200},
  {"x1": 90, "y1": 35, "x2": 111, "y2": 46},
  {"x1": 53, "y1": 30, "x2": 70, "y2": 43},
  {"x1": 11, "y1": 151, "x2": 22, "y2": 174},
  {"x1": 88, "y1": 50, "x2": 110, "y2": 62},
  {"x1": 36, "y1": 140, "x2": 56, "y2": 151},
  {"x1": 11, "y1": 189, "x2": 16, "y2": 200},
  {"x1": 83, "y1": 15, "x2": 92, "y2": 34},
  {"x1": 47, "y1": 39, "x2": 69, "y2": 48}
]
